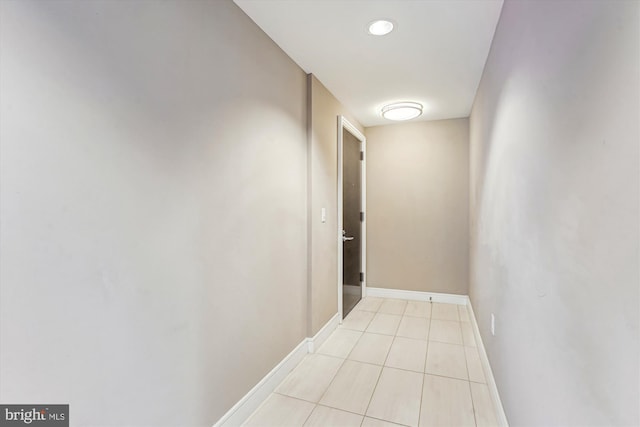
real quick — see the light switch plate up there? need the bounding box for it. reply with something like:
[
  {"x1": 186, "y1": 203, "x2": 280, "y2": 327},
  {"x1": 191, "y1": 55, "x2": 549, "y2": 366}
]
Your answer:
[{"x1": 491, "y1": 313, "x2": 495, "y2": 336}]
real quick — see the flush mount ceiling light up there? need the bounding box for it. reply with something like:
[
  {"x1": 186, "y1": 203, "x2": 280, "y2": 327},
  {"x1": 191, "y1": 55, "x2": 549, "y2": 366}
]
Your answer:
[
  {"x1": 368, "y1": 19, "x2": 394, "y2": 36},
  {"x1": 381, "y1": 102, "x2": 423, "y2": 121}
]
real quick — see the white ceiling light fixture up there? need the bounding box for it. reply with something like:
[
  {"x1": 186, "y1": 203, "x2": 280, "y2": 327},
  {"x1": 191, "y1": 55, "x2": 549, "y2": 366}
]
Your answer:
[
  {"x1": 381, "y1": 102, "x2": 423, "y2": 121},
  {"x1": 234, "y1": 0, "x2": 505, "y2": 126},
  {"x1": 368, "y1": 19, "x2": 394, "y2": 36}
]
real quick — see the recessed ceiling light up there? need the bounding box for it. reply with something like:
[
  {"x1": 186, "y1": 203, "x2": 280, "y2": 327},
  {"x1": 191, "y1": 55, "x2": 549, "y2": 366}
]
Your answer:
[
  {"x1": 368, "y1": 19, "x2": 394, "y2": 36},
  {"x1": 381, "y1": 102, "x2": 423, "y2": 121}
]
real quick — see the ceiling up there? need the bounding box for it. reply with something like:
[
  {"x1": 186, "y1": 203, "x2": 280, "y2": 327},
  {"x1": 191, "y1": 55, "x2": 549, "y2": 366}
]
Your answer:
[{"x1": 234, "y1": 0, "x2": 503, "y2": 127}]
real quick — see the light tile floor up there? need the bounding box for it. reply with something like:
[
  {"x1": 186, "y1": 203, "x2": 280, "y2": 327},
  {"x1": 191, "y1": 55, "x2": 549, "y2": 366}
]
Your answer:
[{"x1": 244, "y1": 297, "x2": 499, "y2": 427}]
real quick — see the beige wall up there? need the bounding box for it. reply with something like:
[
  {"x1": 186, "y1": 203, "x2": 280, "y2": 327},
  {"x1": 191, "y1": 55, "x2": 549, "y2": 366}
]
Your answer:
[
  {"x1": 0, "y1": 1, "x2": 307, "y2": 425},
  {"x1": 469, "y1": 1, "x2": 639, "y2": 425},
  {"x1": 366, "y1": 119, "x2": 470, "y2": 294},
  {"x1": 308, "y1": 75, "x2": 364, "y2": 333}
]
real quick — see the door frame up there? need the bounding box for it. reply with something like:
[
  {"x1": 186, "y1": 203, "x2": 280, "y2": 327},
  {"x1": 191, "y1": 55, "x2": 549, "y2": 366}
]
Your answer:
[{"x1": 337, "y1": 115, "x2": 367, "y2": 321}]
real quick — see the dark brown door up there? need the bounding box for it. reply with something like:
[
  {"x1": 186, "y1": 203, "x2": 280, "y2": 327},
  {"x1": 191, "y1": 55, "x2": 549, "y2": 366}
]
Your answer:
[{"x1": 342, "y1": 128, "x2": 362, "y2": 317}]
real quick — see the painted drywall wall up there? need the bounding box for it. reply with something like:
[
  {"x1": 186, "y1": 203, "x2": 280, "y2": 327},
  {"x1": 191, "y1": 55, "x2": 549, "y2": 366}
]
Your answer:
[
  {"x1": 307, "y1": 75, "x2": 364, "y2": 334},
  {"x1": 0, "y1": 1, "x2": 307, "y2": 425},
  {"x1": 469, "y1": 1, "x2": 639, "y2": 425},
  {"x1": 366, "y1": 119, "x2": 470, "y2": 294}
]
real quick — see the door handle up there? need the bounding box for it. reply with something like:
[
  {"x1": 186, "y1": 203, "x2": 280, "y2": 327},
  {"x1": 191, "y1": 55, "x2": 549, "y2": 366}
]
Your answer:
[{"x1": 342, "y1": 229, "x2": 355, "y2": 242}]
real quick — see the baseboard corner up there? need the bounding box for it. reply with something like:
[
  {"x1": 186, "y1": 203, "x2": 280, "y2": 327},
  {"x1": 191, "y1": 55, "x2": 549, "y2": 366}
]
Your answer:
[
  {"x1": 213, "y1": 313, "x2": 340, "y2": 427},
  {"x1": 212, "y1": 339, "x2": 308, "y2": 427},
  {"x1": 307, "y1": 312, "x2": 340, "y2": 353}
]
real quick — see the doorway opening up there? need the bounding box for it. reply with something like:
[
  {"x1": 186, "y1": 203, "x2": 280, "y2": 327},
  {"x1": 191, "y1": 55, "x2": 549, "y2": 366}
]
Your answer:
[{"x1": 337, "y1": 116, "x2": 366, "y2": 320}]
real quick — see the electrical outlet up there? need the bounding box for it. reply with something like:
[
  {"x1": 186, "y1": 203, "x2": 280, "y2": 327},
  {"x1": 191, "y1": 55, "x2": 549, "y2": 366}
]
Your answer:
[{"x1": 491, "y1": 313, "x2": 495, "y2": 336}]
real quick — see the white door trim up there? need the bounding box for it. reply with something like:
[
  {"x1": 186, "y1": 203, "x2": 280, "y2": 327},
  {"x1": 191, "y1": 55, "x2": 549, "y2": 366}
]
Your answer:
[{"x1": 337, "y1": 116, "x2": 366, "y2": 321}]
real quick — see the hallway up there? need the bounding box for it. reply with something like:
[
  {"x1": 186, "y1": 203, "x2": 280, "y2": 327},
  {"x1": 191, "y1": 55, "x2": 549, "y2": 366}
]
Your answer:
[
  {"x1": 245, "y1": 298, "x2": 498, "y2": 427},
  {"x1": 0, "y1": 0, "x2": 637, "y2": 425}
]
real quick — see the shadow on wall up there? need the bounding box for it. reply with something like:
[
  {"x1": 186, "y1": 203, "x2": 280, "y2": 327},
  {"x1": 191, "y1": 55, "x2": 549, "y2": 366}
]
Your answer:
[
  {"x1": 1, "y1": 0, "x2": 308, "y2": 425},
  {"x1": 469, "y1": 1, "x2": 639, "y2": 425}
]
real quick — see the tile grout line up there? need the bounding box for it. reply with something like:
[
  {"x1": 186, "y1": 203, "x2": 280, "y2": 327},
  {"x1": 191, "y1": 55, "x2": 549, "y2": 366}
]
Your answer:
[
  {"x1": 315, "y1": 402, "x2": 362, "y2": 417},
  {"x1": 422, "y1": 371, "x2": 479, "y2": 383},
  {"x1": 255, "y1": 392, "x2": 317, "y2": 427},
  {"x1": 314, "y1": 299, "x2": 399, "y2": 419},
  {"x1": 309, "y1": 403, "x2": 411, "y2": 427},
  {"x1": 311, "y1": 305, "x2": 374, "y2": 418},
  {"x1": 462, "y1": 303, "x2": 480, "y2": 427},
  {"x1": 270, "y1": 345, "x2": 348, "y2": 419},
  {"x1": 247, "y1": 299, "x2": 476, "y2": 426},
  {"x1": 352, "y1": 301, "x2": 383, "y2": 427},
  {"x1": 365, "y1": 415, "x2": 412, "y2": 427},
  {"x1": 312, "y1": 300, "x2": 372, "y2": 427},
  {"x1": 273, "y1": 391, "x2": 317, "y2": 405},
  {"x1": 313, "y1": 326, "x2": 356, "y2": 411},
  {"x1": 427, "y1": 339, "x2": 469, "y2": 347},
  {"x1": 313, "y1": 356, "x2": 476, "y2": 381},
  {"x1": 360, "y1": 299, "x2": 399, "y2": 420},
  {"x1": 316, "y1": 350, "x2": 355, "y2": 362},
  {"x1": 468, "y1": 381, "x2": 480, "y2": 427},
  {"x1": 418, "y1": 301, "x2": 433, "y2": 427},
  {"x1": 299, "y1": 399, "x2": 316, "y2": 427},
  {"x1": 340, "y1": 307, "x2": 376, "y2": 332}
]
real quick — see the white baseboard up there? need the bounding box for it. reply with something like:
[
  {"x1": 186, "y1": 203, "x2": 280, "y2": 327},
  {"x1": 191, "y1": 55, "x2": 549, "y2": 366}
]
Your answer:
[
  {"x1": 214, "y1": 293, "x2": 509, "y2": 427},
  {"x1": 307, "y1": 313, "x2": 339, "y2": 353},
  {"x1": 467, "y1": 302, "x2": 509, "y2": 427},
  {"x1": 366, "y1": 286, "x2": 468, "y2": 305},
  {"x1": 213, "y1": 338, "x2": 308, "y2": 427},
  {"x1": 213, "y1": 313, "x2": 339, "y2": 427}
]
